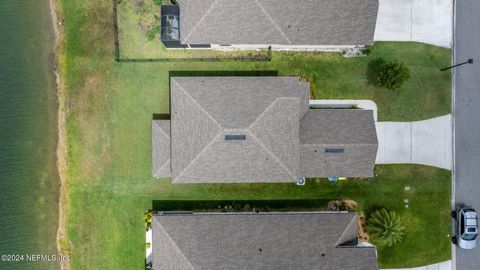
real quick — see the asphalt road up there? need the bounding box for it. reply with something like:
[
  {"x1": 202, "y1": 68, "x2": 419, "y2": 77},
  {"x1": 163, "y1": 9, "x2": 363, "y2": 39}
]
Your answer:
[{"x1": 453, "y1": 0, "x2": 480, "y2": 269}]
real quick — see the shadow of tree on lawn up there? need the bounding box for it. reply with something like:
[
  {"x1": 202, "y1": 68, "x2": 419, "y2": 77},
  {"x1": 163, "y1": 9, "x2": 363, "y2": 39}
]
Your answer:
[{"x1": 366, "y1": 58, "x2": 386, "y2": 86}]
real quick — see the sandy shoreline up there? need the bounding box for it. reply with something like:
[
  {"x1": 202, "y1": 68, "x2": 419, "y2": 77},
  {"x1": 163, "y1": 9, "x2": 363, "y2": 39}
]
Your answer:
[{"x1": 48, "y1": 0, "x2": 70, "y2": 269}]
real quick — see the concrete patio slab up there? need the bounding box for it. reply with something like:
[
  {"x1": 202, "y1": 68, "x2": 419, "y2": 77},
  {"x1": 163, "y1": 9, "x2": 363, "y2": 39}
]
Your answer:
[
  {"x1": 375, "y1": 115, "x2": 452, "y2": 170},
  {"x1": 374, "y1": 0, "x2": 453, "y2": 48}
]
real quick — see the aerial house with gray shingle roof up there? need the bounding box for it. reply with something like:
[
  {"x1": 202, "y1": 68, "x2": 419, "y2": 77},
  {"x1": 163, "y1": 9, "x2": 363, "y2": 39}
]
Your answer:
[
  {"x1": 152, "y1": 76, "x2": 377, "y2": 183},
  {"x1": 151, "y1": 212, "x2": 378, "y2": 270},
  {"x1": 160, "y1": 0, "x2": 379, "y2": 50}
]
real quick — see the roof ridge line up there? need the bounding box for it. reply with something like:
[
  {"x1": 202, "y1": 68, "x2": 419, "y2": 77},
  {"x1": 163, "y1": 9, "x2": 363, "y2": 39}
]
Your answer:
[
  {"x1": 172, "y1": 79, "x2": 223, "y2": 130},
  {"x1": 172, "y1": 79, "x2": 223, "y2": 181},
  {"x1": 155, "y1": 159, "x2": 171, "y2": 176},
  {"x1": 182, "y1": 0, "x2": 219, "y2": 43},
  {"x1": 335, "y1": 215, "x2": 357, "y2": 248},
  {"x1": 248, "y1": 97, "x2": 298, "y2": 129},
  {"x1": 157, "y1": 222, "x2": 195, "y2": 269},
  {"x1": 253, "y1": 0, "x2": 291, "y2": 44},
  {"x1": 153, "y1": 121, "x2": 170, "y2": 175},
  {"x1": 246, "y1": 129, "x2": 296, "y2": 180},
  {"x1": 154, "y1": 121, "x2": 170, "y2": 140},
  {"x1": 247, "y1": 97, "x2": 299, "y2": 179},
  {"x1": 173, "y1": 133, "x2": 222, "y2": 182}
]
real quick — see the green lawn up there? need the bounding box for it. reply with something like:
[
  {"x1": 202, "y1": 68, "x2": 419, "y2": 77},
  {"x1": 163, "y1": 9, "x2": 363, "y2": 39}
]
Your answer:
[{"x1": 59, "y1": 0, "x2": 452, "y2": 269}]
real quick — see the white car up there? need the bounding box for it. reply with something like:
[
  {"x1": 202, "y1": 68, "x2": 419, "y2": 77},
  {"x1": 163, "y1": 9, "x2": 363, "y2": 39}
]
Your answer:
[{"x1": 452, "y1": 206, "x2": 478, "y2": 249}]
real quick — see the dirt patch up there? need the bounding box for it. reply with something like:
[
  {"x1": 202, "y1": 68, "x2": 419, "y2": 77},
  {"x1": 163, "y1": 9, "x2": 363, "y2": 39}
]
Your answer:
[
  {"x1": 343, "y1": 199, "x2": 358, "y2": 210},
  {"x1": 327, "y1": 199, "x2": 358, "y2": 211},
  {"x1": 358, "y1": 212, "x2": 369, "y2": 242}
]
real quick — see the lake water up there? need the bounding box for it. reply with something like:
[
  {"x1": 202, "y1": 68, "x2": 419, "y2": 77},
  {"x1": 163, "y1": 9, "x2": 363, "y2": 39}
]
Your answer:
[{"x1": 0, "y1": 0, "x2": 59, "y2": 269}]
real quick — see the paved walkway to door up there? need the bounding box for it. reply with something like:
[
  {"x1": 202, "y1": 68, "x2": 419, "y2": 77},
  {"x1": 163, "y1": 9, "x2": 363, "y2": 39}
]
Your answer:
[{"x1": 375, "y1": 114, "x2": 452, "y2": 170}]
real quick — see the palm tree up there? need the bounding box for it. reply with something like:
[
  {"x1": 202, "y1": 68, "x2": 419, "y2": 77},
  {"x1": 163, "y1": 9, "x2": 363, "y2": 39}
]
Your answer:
[{"x1": 367, "y1": 208, "x2": 406, "y2": 247}]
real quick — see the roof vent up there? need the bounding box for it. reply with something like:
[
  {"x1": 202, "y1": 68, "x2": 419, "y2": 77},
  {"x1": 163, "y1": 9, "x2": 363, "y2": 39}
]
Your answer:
[
  {"x1": 225, "y1": 134, "x2": 246, "y2": 141},
  {"x1": 325, "y1": 148, "x2": 344, "y2": 153}
]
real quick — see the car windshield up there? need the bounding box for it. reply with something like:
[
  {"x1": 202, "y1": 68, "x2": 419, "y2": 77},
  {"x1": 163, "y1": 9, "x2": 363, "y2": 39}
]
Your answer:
[{"x1": 462, "y1": 233, "x2": 477, "y2": 241}]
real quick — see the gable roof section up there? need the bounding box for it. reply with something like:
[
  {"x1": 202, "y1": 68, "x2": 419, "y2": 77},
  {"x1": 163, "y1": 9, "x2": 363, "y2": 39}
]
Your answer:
[
  {"x1": 170, "y1": 77, "x2": 309, "y2": 183},
  {"x1": 176, "y1": 0, "x2": 379, "y2": 45},
  {"x1": 152, "y1": 120, "x2": 171, "y2": 178},
  {"x1": 300, "y1": 109, "x2": 378, "y2": 145},
  {"x1": 152, "y1": 212, "x2": 378, "y2": 270},
  {"x1": 300, "y1": 110, "x2": 378, "y2": 177}
]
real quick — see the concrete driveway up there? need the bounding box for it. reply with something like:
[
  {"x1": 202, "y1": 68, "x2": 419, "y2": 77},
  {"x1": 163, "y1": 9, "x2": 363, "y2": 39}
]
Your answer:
[
  {"x1": 374, "y1": 0, "x2": 453, "y2": 48},
  {"x1": 375, "y1": 115, "x2": 452, "y2": 170}
]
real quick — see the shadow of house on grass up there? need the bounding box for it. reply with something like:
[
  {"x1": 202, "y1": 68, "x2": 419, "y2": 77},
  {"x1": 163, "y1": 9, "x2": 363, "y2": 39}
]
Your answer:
[
  {"x1": 152, "y1": 199, "x2": 331, "y2": 213},
  {"x1": 152, "y1": 114, "x2": 170, "y2": 120},
  {"x1": 168, "y1": 70, "x2": 278, "y2": 78}
]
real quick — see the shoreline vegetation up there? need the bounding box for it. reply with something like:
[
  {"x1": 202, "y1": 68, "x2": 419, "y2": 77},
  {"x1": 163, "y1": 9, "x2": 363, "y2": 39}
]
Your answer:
[{"x1": 49, "y1": 0, "x2": 70, "y2": 269}]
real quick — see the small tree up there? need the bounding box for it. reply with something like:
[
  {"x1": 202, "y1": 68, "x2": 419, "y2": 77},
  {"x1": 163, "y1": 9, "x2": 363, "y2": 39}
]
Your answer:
[
  {"x1": 377, "y1": 61, "x2": 410, "y2": 89},
  {"x1": 367, "y1": 209, "x2": 406, "y2": 247}
]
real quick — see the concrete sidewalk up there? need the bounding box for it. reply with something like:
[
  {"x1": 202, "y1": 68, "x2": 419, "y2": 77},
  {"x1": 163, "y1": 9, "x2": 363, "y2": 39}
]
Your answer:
[
  {"x1": 375, "y1": 115, "x2": 452, "y2": 170},
  {"x1": 374, "y1": 0, "x2": 452, "y2": 48},
  {"x1": 382, "y1": 260, "x2": 451, "y2": 270}
]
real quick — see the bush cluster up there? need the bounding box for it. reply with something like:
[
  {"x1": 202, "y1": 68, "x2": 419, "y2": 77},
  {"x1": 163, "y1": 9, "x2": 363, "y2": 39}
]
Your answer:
[
  {"x1": 377, "y1": 61, "x2": 410, "y2": 89},
  {"x1": 367, "y1": 208, "x2": 406, "y2": 247}
]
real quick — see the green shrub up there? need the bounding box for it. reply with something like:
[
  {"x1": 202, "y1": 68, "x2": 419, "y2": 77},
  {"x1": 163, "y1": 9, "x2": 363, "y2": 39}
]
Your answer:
[
  {"x1": 146, "y1": 26, "x2": 160, "y2": 41},
  {"x1": 233, "y1": 202, "x2": 243, "y2": 211},
  {"x1": 367, "y1": 208, "x2": 406, "y2": 247},
  {"x1": 144, "y1": 211, "x2": 152, "y2": 229},
  {"x1": 363, "y1": 45, "x2": 372, "y2": 56},
  {"x1": 377, "y1": 61, "x2": 410, "y2": 89},
  {"x1": 153, "y1": 0, "x2": 163, "y2": 5}
]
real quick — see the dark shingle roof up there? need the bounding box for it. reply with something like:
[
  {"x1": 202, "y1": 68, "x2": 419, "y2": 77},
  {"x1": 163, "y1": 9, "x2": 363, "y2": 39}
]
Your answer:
[
  {"x1": 152, "y1": 120, "x2": 171, "y2": 178},
  {"x1": 300, "y1": 110, "x2": 378, "y2": 177},
  {"x1": 300, "y1": 109, "x2": 378, "y2": 145},
  {"x1": 170, "y1": 77, "x2": 309, "y2": 183},
  {"x1": 176, "y1": 0, "x2": 379, "y2": 45},
  {"x1": 152, "y1": 77, "x2": 378, "y2": 181},
  {"x1": 152, "y1": 212, "x2": 378, "y2": 270}
]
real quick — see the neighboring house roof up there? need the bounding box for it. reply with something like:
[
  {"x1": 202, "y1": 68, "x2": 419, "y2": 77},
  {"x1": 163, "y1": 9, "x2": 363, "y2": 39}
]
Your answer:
[
  {"x1": 170, "y1": 77, "x2": 309, "y2": 183},
  {"x1": 175, "y1": 0, "x2": 379, "y2": 46},
  {"x1": 300, "y1": 110, "x2": 378, "y2": 177},
  {"x1": 152, "y1": 212, "x2": 378, "y2": 270},
  {"x1": 152, "y1": 120, "x2": 171, "y2": 178},
  {"x1": 152, "y1": 76, "x2": 378, "y2": 182}
]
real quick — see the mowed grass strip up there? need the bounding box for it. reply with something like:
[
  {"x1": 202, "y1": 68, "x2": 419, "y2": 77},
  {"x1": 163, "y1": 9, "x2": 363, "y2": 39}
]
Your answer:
[{"x1": 60, "y1": 0, "x2": 451, "y2": 269}]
